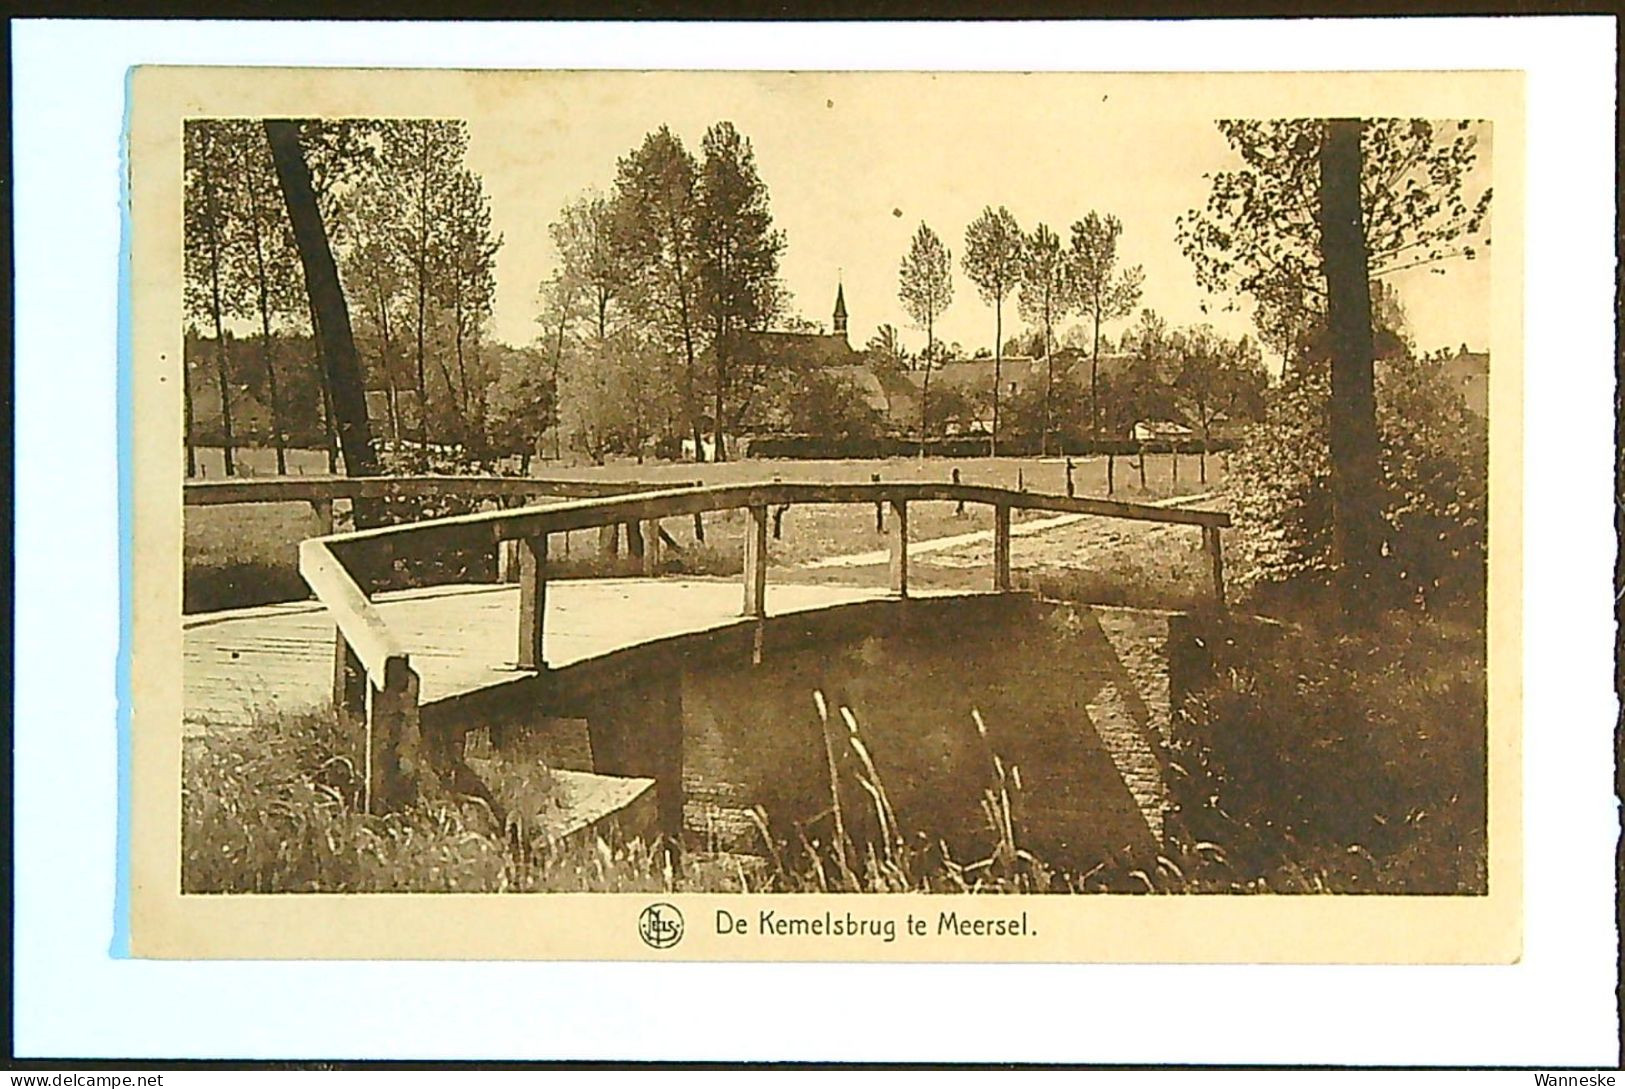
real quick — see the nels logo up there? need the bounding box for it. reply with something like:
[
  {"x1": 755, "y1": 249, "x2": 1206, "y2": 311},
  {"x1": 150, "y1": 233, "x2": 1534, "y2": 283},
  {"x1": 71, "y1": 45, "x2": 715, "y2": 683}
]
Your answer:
[{"x1": 638, "y1": 903, "x2": 684, "y2": 950}]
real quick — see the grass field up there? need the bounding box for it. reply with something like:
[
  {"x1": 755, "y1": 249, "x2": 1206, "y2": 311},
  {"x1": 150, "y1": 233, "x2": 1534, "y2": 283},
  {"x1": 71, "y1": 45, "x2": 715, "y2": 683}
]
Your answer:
[{"x1": 184, "y1": 448, "x2": 1226, "y2": 612}]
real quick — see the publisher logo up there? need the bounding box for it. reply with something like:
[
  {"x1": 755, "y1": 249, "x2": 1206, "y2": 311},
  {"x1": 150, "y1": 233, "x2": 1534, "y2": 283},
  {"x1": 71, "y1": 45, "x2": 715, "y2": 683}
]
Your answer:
[{"x1": 638, "y1": 903, "x2": 684, "y2": 949}]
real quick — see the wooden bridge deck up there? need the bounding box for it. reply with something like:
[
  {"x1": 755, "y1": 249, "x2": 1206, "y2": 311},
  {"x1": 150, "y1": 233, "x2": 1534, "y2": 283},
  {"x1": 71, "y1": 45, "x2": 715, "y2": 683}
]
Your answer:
[{"x1": 183, "y1": 578, "x2": 973, "y2": 733}]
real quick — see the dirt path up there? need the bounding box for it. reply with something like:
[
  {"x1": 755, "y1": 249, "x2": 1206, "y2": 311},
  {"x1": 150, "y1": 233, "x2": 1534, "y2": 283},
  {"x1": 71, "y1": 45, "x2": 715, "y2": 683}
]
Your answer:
[{"x1": 798, "y1": 492, "x2": 1217, "y2": 571}]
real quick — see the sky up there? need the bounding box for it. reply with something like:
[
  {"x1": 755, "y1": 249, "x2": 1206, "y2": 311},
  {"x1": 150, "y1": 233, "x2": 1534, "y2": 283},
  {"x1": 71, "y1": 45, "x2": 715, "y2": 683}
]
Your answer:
[{"x1": 456, "y1": 71, "x2": 1494, "y2": 365}]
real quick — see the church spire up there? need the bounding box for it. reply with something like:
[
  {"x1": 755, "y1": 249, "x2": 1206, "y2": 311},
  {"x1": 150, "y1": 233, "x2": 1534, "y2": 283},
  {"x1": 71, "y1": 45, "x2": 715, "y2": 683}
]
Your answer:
[{"x1": 833, "y1": 279, "x2": 848, "y2": 338}]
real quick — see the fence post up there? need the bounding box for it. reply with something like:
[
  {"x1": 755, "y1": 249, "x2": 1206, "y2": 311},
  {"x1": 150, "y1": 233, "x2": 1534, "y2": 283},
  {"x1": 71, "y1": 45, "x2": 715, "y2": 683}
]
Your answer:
[
  {"x1": 744, "y1": 505, "x2": 768, "y2": 618},
  {"x1": 1107, "y1": 451, "x2": 1116, "y2": 495},
  {"x1": 952, "y1": 467, "x2": 965, "y2": 516},
  {"x1": 993, "y1": 504, "x2": 1012, "y2": 592},
  {"x1": 889, "y1": 498, "x2": 909, "y2": 597},
  {"x1": 516, "y1": 534, "x2": 548, "y2": 671},
  {"x1": 365, "y1": 656, "x2": 420, "y2": 815},
  {"x1": 872, "y1": 473, "x2": 884, "y2": 532},
  {"x1": 1203, "y1": 524, "x2": 1226, "y2": 607},
  {"x1": 1065, "y1": 457, "x2": 1075, "y2": 498},
  {"x1": 693, "y1": 511, "x2": 705, "y2": 543},
  {"x1": 332, "y1": 630, "x2": 366, "y2": 718}
]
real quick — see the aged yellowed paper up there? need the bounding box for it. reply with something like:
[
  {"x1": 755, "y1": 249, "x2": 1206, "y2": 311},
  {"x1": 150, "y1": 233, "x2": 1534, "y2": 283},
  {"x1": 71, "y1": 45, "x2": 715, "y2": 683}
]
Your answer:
[{"x1": 130, "y1": 66, "x2": 1522, "y2": 961}]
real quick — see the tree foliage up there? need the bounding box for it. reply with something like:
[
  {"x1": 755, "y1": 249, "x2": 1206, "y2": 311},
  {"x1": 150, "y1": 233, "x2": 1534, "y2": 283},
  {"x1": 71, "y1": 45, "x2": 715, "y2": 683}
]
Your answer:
[
  {"x1": 898, "y1": 222, "x2": 953, "y2": 452},
  {"x1": 1177, "y1": 119, "x2": 1491, "y2": 365},
  {"x1": 1018, "y1": 223, "x2": 1070, "y2": 454},
  {"x1": 962, "y1": 205, "x2": 1024, "y2": 453},
  {"x1": 1068, "y1": 211, "x2": 1144, "y2": 437},
  {"x1": 1227, "y1": 357, "x2": 1487, "y2": 609},
  {"x1": 696, "y1": 121, "x2": 786, "y2": 460}
]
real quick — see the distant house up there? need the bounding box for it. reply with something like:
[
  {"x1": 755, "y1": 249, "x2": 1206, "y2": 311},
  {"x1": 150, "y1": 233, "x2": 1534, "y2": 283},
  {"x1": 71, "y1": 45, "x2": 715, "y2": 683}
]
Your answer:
[
  {"x1": 1132, "y1": 419, "x2": 1196, "y2": 443},
  {"x1": 1439, "y1": 346, "x2": 1489, "y2": 419},
  {"x1": 736, "y1": 283, "x2": 1146, "y2": 439}
]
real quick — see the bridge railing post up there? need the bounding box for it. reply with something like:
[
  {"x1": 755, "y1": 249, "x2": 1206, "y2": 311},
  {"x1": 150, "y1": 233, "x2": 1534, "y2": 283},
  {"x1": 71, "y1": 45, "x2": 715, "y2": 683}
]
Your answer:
[
  {"x1": 333, "y1": 630, "x2": 366, "y2": 718},
  {"x1": 365, "y1": 655, "x2": 420, "y2": 815},
  {"x1": 1203, "y1": 524, "x2": 1227, "y2": 608},
  {"x1": 889, "y1": 498, "x2": 909, "y2": 597},
  {"x1": 517, "y1": 534, "x2": 549, "y2": 671},
  {"x1": 642, "y1": 518, "x2": 663, "y2": 575},
  {"x1": 993, "y1": 503, "x2": 1012, "y2": 592},
  {"x1": 743, "y1": 505, "x2": 768, "y2": 618}
]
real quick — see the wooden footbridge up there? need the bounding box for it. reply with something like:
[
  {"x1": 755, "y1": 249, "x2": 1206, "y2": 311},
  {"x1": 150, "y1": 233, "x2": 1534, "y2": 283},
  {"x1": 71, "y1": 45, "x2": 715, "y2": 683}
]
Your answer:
[{"x1": 185, "y1": 475, "x2": 1231, "y2": 815}]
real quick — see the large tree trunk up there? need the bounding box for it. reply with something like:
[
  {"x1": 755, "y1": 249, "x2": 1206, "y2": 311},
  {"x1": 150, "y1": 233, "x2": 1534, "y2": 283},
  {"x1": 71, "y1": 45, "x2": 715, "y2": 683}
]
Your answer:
[
  {"x1": 1319, "y1": 118, "x2": 1383, "y2": 609},
  {"x1": 264, "y1": 120, "x2": 380, "y2": 497},
  {"x1": 307, "y1": 295, "x2": 338, "y2": 473}
]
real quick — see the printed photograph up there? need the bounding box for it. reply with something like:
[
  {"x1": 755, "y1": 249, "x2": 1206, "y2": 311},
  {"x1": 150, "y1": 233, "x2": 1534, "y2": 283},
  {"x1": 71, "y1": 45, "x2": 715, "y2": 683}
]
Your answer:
[{"x1": 156, "y1": 70, "x2": 1504, "y2": 913}]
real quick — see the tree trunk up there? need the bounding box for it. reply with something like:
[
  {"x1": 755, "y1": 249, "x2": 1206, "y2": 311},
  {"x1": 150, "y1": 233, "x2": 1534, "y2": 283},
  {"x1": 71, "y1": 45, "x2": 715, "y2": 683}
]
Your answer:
[
  {"x1": 920, "y1": 316, "x2": 933, "y2": 458},
  {"x1": 183, "y1": 348, "x2": 197, "y2": 477},
  {"x1": 991, "y1": 300, "x2": 1002, "y2": 458},
  {"x1": 1319, "y1": 118, "x2": 1383, "y2": 609},
  {"x1": 259, "y1": 310, "x2": 286, "y2": 475},
  {"x1": 713, "y1": 323, "x2": 728, "y2": 464},
  {"x1": 376, "y1": 285, "x2": 402, "y2": 452},
  {"x1": 264, "y1": 120, "x2": 379, "y2": 497},
  {"x1": 243, "y1": 157, "x2": 288, "y2": 476},
  {"x1": 212, "y1": 326, "x2": 236, "y2": 477},
  {"x1": 1090, "y1": 298, "x2": 1102, "y2": 442},
  {"x1": 308, "y1": 296, "x2": 338, "y2": 473},
  {"x1": 199, "y1": 141, "x2": 236, "y2": 478},
  {"x1": 1040, "y1": 315, "x2": 1054, "y2": 458}
]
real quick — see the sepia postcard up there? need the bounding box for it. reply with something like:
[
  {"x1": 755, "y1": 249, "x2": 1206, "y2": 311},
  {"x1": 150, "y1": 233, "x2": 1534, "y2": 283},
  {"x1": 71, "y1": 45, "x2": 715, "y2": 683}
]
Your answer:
[{"x1": 127, "y1": 65, "x2": 1523, "y2": 962}]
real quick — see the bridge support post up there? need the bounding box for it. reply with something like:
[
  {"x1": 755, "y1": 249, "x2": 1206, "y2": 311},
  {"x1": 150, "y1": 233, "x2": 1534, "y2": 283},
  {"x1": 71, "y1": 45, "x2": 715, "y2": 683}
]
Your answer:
[
  {"x1": 1203, "y1": 525, "x2": 1227, "y2": 608},
  {"x1": 365, "y1": 656, "x2": 420, "y2": 815},
  {"x1": 889, "y1": 499, "x2": 909, "y2": 597},
  {"x1": 333, "y1": 631, "x2": 366, "y2": 718},
  {"x1": 598, "y1": 523, "x2": 620, "y2": 558},
  {"x1": 743, "y1": 505, "x2": 768, "y2": 617},
  {"x1": 310, "y1": 498, "x2": 334, "y2": 537},
  {"x1": 641, "y1": 519, "x2": 663, "y2": 576},
  {"x1": 993, "y1": 503, "x2": 1012, "y2": 592},
  {"x1": 517, "y1": 534, "x2": 548, "y2": 671},
  {"x1": 497, "y1": 540, "x2": 520, "y2": 583},
  {"x1": 586, "y1": 672, "x2": 685, "y2": 848}
]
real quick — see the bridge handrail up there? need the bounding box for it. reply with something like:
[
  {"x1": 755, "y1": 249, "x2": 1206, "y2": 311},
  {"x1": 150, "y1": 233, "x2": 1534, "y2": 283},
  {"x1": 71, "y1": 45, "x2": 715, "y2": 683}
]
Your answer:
[
  {"x1": 298, "y1": 537, "x2": 406, "y2": 681},
  {"x1": 316, "y1": 481, "x2": 1228, "y2": 560},
  {"x1": 296, "y1": 479, "x2": 1229, "y2": 812},
  {"x1": 185, "y1": 474, "x2": 695, "y2": 507}
]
